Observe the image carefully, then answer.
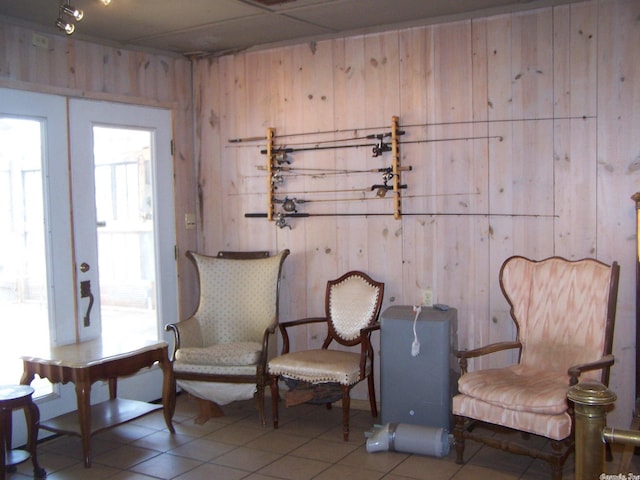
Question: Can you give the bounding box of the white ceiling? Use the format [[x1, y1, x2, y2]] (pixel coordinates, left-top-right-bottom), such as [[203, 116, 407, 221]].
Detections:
[[0, 0, 578, 57]]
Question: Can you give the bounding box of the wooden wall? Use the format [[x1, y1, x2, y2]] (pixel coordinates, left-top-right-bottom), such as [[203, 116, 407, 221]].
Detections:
[[0, 21, 197, 318], [194, 0, 640, 428]]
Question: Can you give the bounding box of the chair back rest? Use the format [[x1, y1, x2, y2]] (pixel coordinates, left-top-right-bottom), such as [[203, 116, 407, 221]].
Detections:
[[500, 256, 619, 381], [190, 249, 289, 345], [325, 271, 384, 346]]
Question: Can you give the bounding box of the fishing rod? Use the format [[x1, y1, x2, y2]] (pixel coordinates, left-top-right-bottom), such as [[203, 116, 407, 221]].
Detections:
[[245, 211, 559, 229], [260, 137, 394, 157], [228, 115, 595, 143], [259, 134, 502, 157], [268, 170, 406, 197], [257, 165, 413, 175], [273, 189, 480, 212], [231, 131, 402, 148]]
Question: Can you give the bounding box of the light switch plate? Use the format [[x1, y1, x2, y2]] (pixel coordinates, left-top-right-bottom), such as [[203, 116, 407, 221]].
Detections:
[[185, 213, 196, 230]]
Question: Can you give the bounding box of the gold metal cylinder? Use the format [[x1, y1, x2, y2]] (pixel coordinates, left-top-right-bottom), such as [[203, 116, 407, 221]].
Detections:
[[567, 382, 617, 480], [602, 426, 640, 447]]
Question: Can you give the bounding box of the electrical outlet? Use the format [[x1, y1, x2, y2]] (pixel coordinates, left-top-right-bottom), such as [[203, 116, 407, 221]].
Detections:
[[32, 33, 49, 49], [421, 288, 433, 307]]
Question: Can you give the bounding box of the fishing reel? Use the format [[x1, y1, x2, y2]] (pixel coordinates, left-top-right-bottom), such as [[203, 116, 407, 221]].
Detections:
[[368, 130, 404, 157], [271, 171, 284, 186], [274, 197, 305, 213], [371, 139, 391, 157], [274, 150, 290, 165], [274, 213, 292, 229]]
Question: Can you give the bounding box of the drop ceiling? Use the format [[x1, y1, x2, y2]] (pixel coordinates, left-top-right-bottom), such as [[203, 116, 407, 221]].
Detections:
[[0, 0, 578, 57]]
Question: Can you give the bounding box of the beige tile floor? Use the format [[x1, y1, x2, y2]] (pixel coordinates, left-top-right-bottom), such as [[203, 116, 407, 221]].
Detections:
[[7, 394, 640, 479]]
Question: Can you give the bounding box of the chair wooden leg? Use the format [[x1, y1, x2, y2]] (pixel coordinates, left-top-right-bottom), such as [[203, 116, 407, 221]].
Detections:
[[255, 383, 266, 427], [194, 397, 224, 425], [454, 416, 466, 464], [549, 440, 564, 480], [367, 374, 377, 417], [341, 385, 350, 441], [270, 375, 280, 430]]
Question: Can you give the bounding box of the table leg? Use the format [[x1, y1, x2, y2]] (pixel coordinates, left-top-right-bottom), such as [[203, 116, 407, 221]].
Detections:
[[0, 408, 7, 480], [24, 399, 46, 478], [108, 378, 118, 400], [19, 366, 34, 386], [159, 355, 176, 434], [75, 381, 92, 468]]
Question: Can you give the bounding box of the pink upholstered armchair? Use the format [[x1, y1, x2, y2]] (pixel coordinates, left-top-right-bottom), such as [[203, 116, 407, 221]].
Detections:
[[453, 256, 619, 480]]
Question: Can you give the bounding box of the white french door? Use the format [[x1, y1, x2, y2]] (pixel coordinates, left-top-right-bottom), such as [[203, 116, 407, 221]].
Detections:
[[69, 99, 178, 345], [0, 89, 178, 444]]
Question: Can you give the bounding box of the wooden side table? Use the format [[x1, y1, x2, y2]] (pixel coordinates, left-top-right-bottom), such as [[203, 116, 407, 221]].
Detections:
[[0, 385, 45, 480], [20, 338, 176, 468]]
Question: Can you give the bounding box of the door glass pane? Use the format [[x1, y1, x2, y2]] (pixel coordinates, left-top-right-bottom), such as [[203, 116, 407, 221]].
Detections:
[[0, 118, 52, 395], [93, 126, 158, 340]]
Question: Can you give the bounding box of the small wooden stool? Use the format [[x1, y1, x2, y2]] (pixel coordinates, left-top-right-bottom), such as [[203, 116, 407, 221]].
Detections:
[[0, 385, 45, 479]]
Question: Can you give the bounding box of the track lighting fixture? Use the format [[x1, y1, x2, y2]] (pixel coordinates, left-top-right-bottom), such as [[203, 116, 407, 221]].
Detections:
[[53, 0, 112, 36], [55, 1, 82, 34], [61, 2, 84, 21], [55, 17, 75, 34]]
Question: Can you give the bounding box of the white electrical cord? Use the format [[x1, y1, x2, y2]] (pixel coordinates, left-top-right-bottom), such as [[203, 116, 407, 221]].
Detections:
[[411, 305, 421, 356]]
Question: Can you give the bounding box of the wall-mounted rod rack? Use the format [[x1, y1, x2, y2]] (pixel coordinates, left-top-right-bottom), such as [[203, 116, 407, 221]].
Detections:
[[246, 116, 407, 228]]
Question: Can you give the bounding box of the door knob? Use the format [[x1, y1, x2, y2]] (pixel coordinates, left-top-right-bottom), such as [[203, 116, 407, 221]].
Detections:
[[80, 262, 90, 273]]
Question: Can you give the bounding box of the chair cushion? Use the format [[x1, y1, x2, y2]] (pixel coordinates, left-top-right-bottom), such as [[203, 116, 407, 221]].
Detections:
[[191, 251, 285, 345], [457, 365, 570, 415], [268, 349, 369, 385], [501, 256, 612, 378], [175, 341, 262, 366], [329, 275, 382, 341], [452, 393, 572, 440]]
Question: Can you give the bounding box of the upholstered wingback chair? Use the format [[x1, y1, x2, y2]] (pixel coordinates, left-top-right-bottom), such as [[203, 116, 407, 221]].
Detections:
[[452, 256, 619, 480], [166, 249, 289, 425], [268, 271, 384, 441]]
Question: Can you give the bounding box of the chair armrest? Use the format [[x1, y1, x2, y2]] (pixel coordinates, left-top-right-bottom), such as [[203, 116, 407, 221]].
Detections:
[[457, 341, 522, 374], [164, 316, 203, 360], [567, 354, 615, 386], [278, 317, 327, 354], [258, 318, 279, 367], [359, 323, 380, 378], [361, 323, 381, 336]]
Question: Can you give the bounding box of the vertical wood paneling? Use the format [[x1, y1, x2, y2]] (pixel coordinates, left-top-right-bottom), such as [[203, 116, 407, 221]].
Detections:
[[553, 118, 598, 258], [399, 27, 431, 307], [363, 31, 402, 309], [511, 9, 554, 119], [595, 0, 640, 428], [271, 47, 305, 340]]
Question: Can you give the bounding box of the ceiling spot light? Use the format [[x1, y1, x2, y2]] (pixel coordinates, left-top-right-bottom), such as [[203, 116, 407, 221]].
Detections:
[[61, 2, 84, 21], [55, 17, 75, 34], [100, 0, 112, 5]]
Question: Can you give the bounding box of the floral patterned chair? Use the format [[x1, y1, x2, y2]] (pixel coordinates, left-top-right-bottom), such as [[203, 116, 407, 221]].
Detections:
[[268, 270, 384, 441], [452, 255, 619, 480], [166, 249, 289, 425]]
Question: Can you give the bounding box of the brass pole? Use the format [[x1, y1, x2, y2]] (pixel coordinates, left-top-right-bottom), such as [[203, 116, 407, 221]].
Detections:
[[632, 192, 640, 402], [567, 382, 617, 480]]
